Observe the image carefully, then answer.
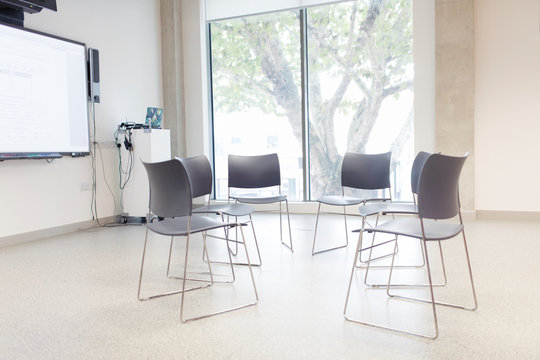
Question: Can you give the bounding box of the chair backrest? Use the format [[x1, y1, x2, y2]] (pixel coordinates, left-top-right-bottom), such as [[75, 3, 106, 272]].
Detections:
[[177, 155, 212, 198], [142, 159, 192, 218], [341, 151, 392, 190], [228, 153, 281, 189], [417, 153, 468, 220], [410, 151, 432, 195]]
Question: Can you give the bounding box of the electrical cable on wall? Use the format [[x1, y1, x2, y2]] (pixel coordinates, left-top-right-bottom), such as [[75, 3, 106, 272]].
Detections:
[[97, 142, 117, 219], [89, 101, 101, 225], [89, 102, 118, 227], [115, 123, 135, 190]]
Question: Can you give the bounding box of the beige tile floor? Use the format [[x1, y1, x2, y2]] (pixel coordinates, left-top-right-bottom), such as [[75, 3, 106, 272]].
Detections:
[[0, 213, 539, 359]]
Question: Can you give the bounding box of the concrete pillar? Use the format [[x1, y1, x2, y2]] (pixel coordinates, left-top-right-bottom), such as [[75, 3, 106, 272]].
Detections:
[[160, 0, 186, 157], [435, 0, 475, 211]]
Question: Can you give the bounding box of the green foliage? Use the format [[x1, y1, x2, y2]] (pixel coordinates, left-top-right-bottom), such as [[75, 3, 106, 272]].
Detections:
[[210, 11, 301, 115], [210, 0, 412, 116]]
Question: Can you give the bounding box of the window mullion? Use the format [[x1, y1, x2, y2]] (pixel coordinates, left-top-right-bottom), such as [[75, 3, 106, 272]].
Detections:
[[300, 9, 310, 201]]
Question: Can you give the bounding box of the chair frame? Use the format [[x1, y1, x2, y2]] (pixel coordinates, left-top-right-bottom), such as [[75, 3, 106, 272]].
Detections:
[[178, 155, 262, 267], [343, 153, 478, 339], [228, 153, 294, 252], [312, 152, 392, 255], [356, 152, 448, 287], [137, 159, 259, 322]]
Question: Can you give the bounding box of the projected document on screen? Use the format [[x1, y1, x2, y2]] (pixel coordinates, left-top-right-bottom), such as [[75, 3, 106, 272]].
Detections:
[[0, 23, 89, 154]]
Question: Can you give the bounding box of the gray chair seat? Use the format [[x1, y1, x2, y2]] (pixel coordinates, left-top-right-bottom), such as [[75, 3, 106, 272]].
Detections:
[[193, 203, 254, 217], [358, 202, 418, 217], [148, 215, 243, 237], [357, 217, 463, 241], [231, 194, 287, 204], [318, 195, 365, 206]]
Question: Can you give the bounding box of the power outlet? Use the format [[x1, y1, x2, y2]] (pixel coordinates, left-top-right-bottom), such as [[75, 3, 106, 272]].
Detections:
[[80, 183, 91, 192]]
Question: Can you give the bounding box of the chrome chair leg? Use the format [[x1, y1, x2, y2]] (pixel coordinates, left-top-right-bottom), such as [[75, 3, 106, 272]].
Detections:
[[138, 228, 210, 301], [355, 214, 396, 267], [203, 218, 262, 267], [281, 199, 294, 252], [462, 229, 478, 310], [353, 217, 400, 269], [356, 213, 404, 268], [224, 215, 262, 266], [386, 236, 475, 309], [226, 214, 239, 256], [344, 233, 438, 339], [312, 202, 348, 255], [384, 237, 439, 339], [343, 204, 349, 246], [343, 230, 364, 315], [355, 213, 434, 283], [170, 234, 234, 283], [245, 214, 262, 265], [180, 225, 259, 322], [363, 235, 447, 288], [311, 202, 322, 255]]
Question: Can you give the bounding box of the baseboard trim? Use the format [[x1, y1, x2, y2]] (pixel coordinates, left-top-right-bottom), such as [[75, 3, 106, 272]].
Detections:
[[0, 216, 117, 248], [7, 209, 522, 249], [476, 210, 540, 221], [461, 210, 476, 221]]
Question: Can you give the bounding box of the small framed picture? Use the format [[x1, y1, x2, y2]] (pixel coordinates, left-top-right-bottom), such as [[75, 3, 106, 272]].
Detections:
[[145, 107, 163, 129]]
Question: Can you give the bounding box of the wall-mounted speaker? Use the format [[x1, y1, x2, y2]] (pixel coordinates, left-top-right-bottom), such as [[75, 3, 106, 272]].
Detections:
[[88, 48, 100, 103]]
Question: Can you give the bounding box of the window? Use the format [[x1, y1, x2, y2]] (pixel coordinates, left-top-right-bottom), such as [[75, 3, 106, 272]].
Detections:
[[210, 11, 303, 200], [210, 0, 413, 201]]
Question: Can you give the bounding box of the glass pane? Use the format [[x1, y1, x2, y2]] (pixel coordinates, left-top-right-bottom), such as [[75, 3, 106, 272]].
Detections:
[[210, 12, 303, 200], [307, 0, 414, 201]]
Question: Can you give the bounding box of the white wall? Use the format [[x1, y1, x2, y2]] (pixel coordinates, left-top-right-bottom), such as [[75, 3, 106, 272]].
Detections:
[[0, 0, 163, 239], [475, 0, 540, 212]]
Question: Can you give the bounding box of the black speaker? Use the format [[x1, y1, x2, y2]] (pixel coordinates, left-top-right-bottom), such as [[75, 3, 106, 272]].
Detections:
[[88, 48, 100, 103]]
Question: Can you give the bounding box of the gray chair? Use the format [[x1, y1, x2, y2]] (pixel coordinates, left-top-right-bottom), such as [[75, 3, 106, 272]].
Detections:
[[344, 153, 477, 339], [228, 153, 293, 252], [137, 159, 258, 322], [355, 151, 433, 273], [178, 155, 261, 266], [312, 151, 392, 255], [357, 152, 450, 288]]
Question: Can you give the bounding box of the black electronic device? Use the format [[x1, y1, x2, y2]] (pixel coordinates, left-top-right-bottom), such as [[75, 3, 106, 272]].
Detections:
[[0, 6, 22, 25], [0, 0, 57, 13], [0, 22, 90, 160], [88, 48, 100, 103], [0, 152, 62, 161], [0, 0, 57, 26]]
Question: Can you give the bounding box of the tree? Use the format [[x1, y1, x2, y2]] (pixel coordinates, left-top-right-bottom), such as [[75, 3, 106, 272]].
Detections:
[[210, 0, 413, 199]]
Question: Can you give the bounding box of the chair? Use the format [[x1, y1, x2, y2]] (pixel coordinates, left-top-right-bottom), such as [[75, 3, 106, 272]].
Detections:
[[178, 155, 261, 266], [312, 151, 392, 255], [137, 159, 258, 322], [228, 153, 293, 252], [356, 151, 452, 288], [344, 153, 477, 339], [355, 151, 433, 274]]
